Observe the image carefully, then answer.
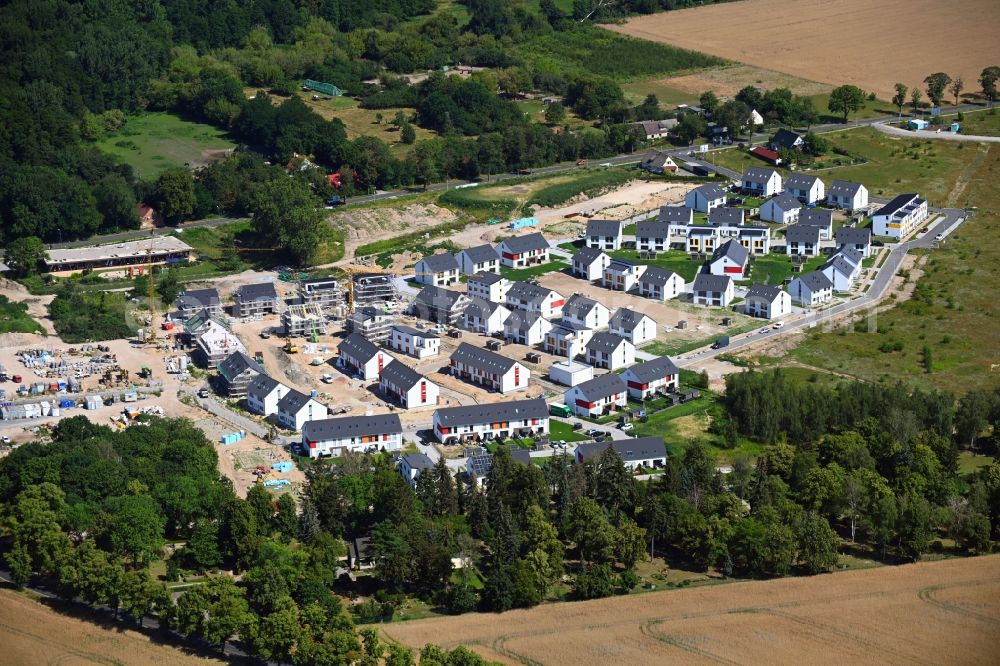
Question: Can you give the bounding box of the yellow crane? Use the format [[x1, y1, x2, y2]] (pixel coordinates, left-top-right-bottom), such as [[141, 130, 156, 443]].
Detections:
[[340, 263, 395, 314], [146, 238, 157, 344]]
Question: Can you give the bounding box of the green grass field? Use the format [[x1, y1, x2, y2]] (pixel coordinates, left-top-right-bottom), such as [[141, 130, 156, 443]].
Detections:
[[0, 295, 44, 334], [807, 93, 897, 124], [746, 254, 826, 286], [608, 249, 702, 281], [954, 108, 1000, 137], [550, 420, 589, 442], [95, 112, 236, 178], [500, 259, 568, 280]]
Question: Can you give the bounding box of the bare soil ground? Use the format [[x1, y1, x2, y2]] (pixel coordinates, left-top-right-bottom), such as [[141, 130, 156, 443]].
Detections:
[[606, 0, 1000, 101], [382, 555, 1000, 665], [333, 203, 463, 262], [0, 587, 225, 666], [0, 278, 56, 336]]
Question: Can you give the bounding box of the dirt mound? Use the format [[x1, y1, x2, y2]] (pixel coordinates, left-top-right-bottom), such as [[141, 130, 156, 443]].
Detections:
[[334, 203, 463, 260]]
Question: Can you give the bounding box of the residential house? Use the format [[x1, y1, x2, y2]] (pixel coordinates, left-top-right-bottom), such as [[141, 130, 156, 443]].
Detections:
[[414, 252, 460, 287], [449, 342, 529, 393], [749, 109, 765, 126], [561, 293, 610, 329], [639, 266, 685, 302], [788, 270, 833, 306], [827, 180, 869, 211], [432, 398, 549, 444], [192, 319, 246, 368], [634, 120, 678, 141], [399, 452, 435, 487], [345, 306, 393, 344], [216, 351, 264, 398], [574, 437, 667, 470], [505, 281, 565, 319], [602, 259, 647, 292], [742, 167, 782, 196], [503, 309, 551, 346], [686, 225, 721, 254], [835, 226, 873, 258], [277, 389, 328, 431], [586, 219, 624, 251], [760, 192, 802, 224], [379, 362, 440, 410], [709, 239, 749, 278], [176, 288, 223, 318], [708, 206, 745, 227], [462, 298, 509, 335], [352, 273, 397, 306], [692, 273, 735, 307], [247, 375, 289, 417], [302, 414, 403, 458], [798, 208, 834, 240], [544, 320, 594, 358], [571, 246, 610, 281], [621, 356, 679, 400], [456, 244, 501, 275], [412, 286, 470, 326], [750, 146, 782, 166], [233, 282, 279, 318], [640, 150, 678, 173], [821, 251, 861, 291], [497, 232, 549, 268], [685, 183, 727, 213], [299, 277, 342, 311], [744, 284, 792, 319], [738, 226, 772, 255], [609, 308, 657, 346], [282, 303, 326, 338], [785, 174, 825, 204], [785, 225, 822, 257], [872, 193, 928, 238], [389, 324, 440, 359], [337, 332, 395, 381], [770, 128, 804, 151], [585, 332, 636, 370], [466, 271, 510, 302], [564, 373, 628, 418]]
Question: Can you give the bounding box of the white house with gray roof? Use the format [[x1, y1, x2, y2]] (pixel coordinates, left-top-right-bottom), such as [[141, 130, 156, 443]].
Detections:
[[414, 252, 459, 287], [635, 220, 671, 253], [399, 452, 435, 487], [639, 266, 685, 302], [176, 288, 223, 318], [302, 413, 402, 458], [658, 205, 695, 231], [784, 174, 825, 204], [873, 193, 927, 238], [564, 373, 628, 417], [498, 232, 549, 268], [692, 273, 734, 307], [505, 281, 565, 319], [785, 225, 822, 257], [585, 332, 635, 370], [760, 192, 802, 224], [709, 239, 749, 278], [217, 351, 265, 398], [798, 209, 834, 240], [338, 332, 395, 380], [609, 308, 657, 346], [247, 374, 290, 417], [744, 284, 791, 319], [835, 226, 873, 258], [389, 324, 440, 359], [821, 251, 861, 291], [412, 286, 470, 326], [574, 437, 667, 470], [561, 293, 610, 329], [622, 356, 679, 400], [467, 271, 510, 302], [571, 246, 610, 281], [742, 167, 782, 196], [788, 271, 833, 306], [826, 180, 868, 211], [544, 320, 594, 358], [449, 342, 529, 393], [277, 389, 328, 431], [503, 309, 551, 346], [586, 219, 624, 251], [456, 244, 501, 275], [738, 225, 772, 255], [233, 282, 279, 317], [687, 225, 721, 254], [603, 259, 646, 292], [462, 299, 509, 335], [709, 206, 745, 227], [685, 183, 727, 213], [379, 361, 439, 410], [432, 398, 549, 444]]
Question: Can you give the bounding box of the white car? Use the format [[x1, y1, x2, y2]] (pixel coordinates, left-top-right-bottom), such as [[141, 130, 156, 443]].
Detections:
[[935, 233, 944, 241], [773, 322, 785, 329], [0, 436, 11, 444]]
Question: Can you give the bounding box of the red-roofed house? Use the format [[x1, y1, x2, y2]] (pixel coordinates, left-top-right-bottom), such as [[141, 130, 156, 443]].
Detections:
[[750, 147, 781, 165], [137, 203, 164, 228]]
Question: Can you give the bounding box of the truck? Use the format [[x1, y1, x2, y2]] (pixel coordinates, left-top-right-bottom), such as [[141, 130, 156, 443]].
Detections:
[[711, 335, 730, 349], [549, 403, 572, 418]]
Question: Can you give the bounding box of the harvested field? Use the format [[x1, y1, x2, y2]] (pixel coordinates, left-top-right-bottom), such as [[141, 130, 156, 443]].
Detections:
[[606, 0, 1000, 101], [641, 64, 833, 101], [0, 587, 224, 666], [382, 555, 1000, 665]]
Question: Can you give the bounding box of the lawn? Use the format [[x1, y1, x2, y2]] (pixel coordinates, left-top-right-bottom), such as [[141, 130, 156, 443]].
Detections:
[[94, 112, 236, 179], [0, 295, 44, 334], [953, 108, 1000, 137], [788, 141, 1000, 393], [500, 259, 568, 280], [746, 254, 826, 286], [608, 249, 702, 281], [806, 93, 897, 124], [622, 77, 700, 107], [550, 420, 589, 442]]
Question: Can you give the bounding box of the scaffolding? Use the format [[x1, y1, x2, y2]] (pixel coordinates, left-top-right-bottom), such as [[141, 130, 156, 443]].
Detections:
[[282, 303, 328, 337]]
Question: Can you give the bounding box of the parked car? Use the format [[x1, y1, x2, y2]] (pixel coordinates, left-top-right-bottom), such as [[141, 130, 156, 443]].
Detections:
[[620, 422, 634, 433], [197, 388, 209, 398], [0, 436, 11, 444], [571, 422, 583, 430], [773, 322, 784, 329], [586, 428, 602, 437]]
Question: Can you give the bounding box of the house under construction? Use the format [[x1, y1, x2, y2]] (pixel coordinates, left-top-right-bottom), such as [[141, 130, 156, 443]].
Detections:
[[299, 277, 342, 311], [353, 274, 397, 306], [282, 303, 328, 338], [345, 306, 393, 344]]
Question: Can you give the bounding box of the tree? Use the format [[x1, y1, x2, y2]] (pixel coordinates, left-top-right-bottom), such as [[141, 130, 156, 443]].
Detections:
[[297, 496, 321, 543], [94, 176, 139, 231], [828, 85, 866, 122], [203, 577, 252, 652], [921, 345, 933, 374], [544, 101, 566, 125], [274, 493, 298, 543], [107, 494, 166, 565], [910, 87, 923, 111], [615, 518, 647, 569], [923, 72, 952, 107], [4, 236, 47, 276], [156, 269, 181, 305], [565, 497, 616, 565], [673, 113, 706, 145], [573, 563, 614, 600], [892, 83, 908, 116], [154, 169, 195, 223], [400, 123, 416, 144], [802, 133, 829, 156], [948, 77, 964, 105], [187, 518, 221, 570], [246, 177, 325, 266], [896, 493, 932, 561], [594, 447, 634, 518], [980, 66, 1000, 104], [699, 90, 720, 117], [795, 513, 838, 574], [247, 595, 301, 662]]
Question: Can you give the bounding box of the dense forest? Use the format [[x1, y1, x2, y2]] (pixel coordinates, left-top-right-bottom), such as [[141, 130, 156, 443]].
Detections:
[[0, 0, 724, 250]]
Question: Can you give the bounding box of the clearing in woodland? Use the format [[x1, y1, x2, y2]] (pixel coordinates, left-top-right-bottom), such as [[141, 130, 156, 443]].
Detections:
[[606, 0, 999, 101], [382, 555, 1000, 665]]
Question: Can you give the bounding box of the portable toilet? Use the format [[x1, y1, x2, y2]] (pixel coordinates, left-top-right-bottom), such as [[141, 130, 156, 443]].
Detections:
[[123, 390, 138, 403], [51, 404, 60, 417], [907, 118, 929, 130], [950, 122, 960, 133], [40, 400, 51, 416], [85, 394, 103, 410]]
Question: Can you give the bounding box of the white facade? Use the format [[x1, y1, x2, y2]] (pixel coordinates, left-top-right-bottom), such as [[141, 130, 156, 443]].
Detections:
[[467, 274, 510, 302], [745, 289, 792, 319], [380, 372, 439, 410], [686, 228, 721, 254], [586, 335, 636, 371], [572, 251, 610, 281], [504, 313, 552, 346], [827, 181, 869, 211], [450, 345, 529, 394], [685, 186, 726, 213], [709, 253, 747, 279], [692, 275, 735, 307], [247, 379, 290, 417], [788, 273, 833, 306], [463, 302, 509, 335], [622, 366, 679, 401], [562, 296, 610, 330], [743, 169, 782, 196], [498, 235, 550, 268], [564, 382, 628, 418], [549, 361, 594, 387], [278, 397, 328, 432], [610, 310, 657, 346], [388, 326, 440, 359], [603, 261, 646, 292], [639, 270, 685, 302], [456, 246, 500, 275], [873, 194, 928, 238], [339, 346, 394, 381], [303, 416, 403, 458], [431, 399, 550, 444], [544, 323, 594, 357], [785, 176, 825, 204], [760, 196, 801, 225], [505, 284, 565, 319], [414, 256, 459, 287]]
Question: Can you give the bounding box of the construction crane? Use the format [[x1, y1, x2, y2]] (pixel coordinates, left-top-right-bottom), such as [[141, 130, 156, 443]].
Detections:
[[341, 263, 396, 314], [145, 238, 157, 344]]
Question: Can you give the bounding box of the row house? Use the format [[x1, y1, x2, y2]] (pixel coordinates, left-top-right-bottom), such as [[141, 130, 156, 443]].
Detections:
[[505, 281, 565, 319], [738, 226, 772, 255], [247, 374, 290, 417], [432, 398, 549, 444], [621, 356, 679, 400], [302, 414, 402, 458], [603, 259, 646, 292], [449, 342, 529, 394], [686, 226, 720, 254], [564, 373, 628, 418], [277, 389, 328, 431], [873, 193, 928, 238], [379, 361, 440, 409], [337, 332, 394, 381], [575, 438, 667, 470], [498, 232, 549, 268]]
